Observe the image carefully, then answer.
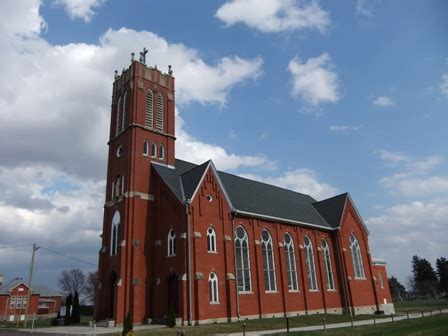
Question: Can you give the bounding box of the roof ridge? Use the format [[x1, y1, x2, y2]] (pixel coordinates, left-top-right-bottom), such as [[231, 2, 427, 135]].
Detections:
[[313, 192, 348, 204]]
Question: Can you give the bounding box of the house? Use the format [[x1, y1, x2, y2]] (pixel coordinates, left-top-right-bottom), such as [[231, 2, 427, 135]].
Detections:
[[95, 57, 394, 326], [0, 277, 62, 322]]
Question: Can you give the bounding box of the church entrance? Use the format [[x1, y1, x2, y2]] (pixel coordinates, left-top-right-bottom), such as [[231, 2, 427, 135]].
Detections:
[[167, 273, 179, 314], [108, 271, 117, 319]]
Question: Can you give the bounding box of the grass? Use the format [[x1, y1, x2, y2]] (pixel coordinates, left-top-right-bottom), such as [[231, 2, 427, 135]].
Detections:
[[275, 313, 448, 336], [394, 298, 448, 314], [1, 315, 91, 329]]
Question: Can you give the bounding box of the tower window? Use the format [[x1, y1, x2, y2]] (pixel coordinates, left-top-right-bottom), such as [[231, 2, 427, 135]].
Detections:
[[151, 142, 157, 158], [235, 226, 251, 292], [304, 235, 318, 291], [116, 145, 122, 157], [146, 90, 153, 128], [284, 233, 298, 291], [122, 91, 128, 131], [121, 175, 125, 195], [207, 227, 217, 253], [156, 93, 163, 131], [116, 96, 122, 135], [261, 229, 276, 292], [167, 228, 176, 256], [159, 144, 165, 159], [321, 239, 335, 290], [143, 140, 149, 156], [111, 210, 120, 256], [209, 272, 219, 303]]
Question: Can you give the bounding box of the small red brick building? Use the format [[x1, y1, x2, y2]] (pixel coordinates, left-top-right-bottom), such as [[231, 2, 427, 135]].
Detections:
[[0, 278, 62, 322], [95, 58, 394, 326]]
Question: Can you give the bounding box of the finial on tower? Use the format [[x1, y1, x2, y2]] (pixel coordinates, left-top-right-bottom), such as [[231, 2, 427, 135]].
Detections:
[[131, 53, 135, 62], [168, 65, 173, 76], [114, 70, 119, 80], [139, 47, 148, 65]]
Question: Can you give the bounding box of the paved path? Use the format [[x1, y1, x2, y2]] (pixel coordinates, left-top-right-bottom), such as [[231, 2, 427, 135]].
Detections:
[[227, 309, 448, 335]]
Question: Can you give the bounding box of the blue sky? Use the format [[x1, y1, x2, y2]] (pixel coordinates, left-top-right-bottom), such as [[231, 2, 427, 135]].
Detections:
[[0, 0, 447, 292]]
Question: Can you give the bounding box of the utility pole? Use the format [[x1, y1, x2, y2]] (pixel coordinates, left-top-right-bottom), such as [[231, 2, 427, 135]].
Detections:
[[24, 244, 39, 327]]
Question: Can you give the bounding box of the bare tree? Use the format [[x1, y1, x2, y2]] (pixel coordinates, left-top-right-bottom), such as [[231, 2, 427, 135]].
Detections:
[[58, 269, 86, 296], [83, 271, 98, 305]]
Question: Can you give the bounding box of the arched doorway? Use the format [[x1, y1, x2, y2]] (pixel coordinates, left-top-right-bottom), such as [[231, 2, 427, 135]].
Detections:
[[167, 273, 179, 314], [108, 271, 117, 319]]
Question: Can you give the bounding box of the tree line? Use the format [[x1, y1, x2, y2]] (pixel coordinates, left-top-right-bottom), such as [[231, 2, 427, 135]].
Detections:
[[388, 255, 448, 300]]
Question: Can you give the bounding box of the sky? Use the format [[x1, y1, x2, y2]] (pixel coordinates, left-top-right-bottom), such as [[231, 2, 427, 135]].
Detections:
[[0, 0, 447, 292]]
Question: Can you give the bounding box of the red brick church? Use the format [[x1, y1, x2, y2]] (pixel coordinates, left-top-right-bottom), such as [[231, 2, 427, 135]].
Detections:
[[95, 56, 394, 326]]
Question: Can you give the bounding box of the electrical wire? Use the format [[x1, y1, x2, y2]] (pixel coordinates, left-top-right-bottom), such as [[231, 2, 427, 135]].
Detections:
[[39, 245, 98, 267]]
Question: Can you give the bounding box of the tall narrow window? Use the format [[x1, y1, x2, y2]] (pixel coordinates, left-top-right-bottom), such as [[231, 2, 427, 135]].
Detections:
[[122, 91, 128, 131], [10, 296, 16, 309], [321, 239, 335, 290], [284, 233, 298, 291], [16, 297, 23, 309], [159, 144, 165, 160], [209, 272, 219, 303], [235, 226, 251, 292], [377, 272, 384, 288], [110, 210, 120, 256], [151, 143, 157, 158], [145, 90, 153, 128], [168, 228, 176, 256], [207, 227, 217, 252], [156, 93, 163, 131], [143, 140, 149, 156], [22, 297, 27, 308], [111, 180, 115, 199], [349, 234, 365, 278], [116, 96, 122, 135], [304, 236, 318, 290], [121, 175, 125, 195], [261, 229, 276, 291]]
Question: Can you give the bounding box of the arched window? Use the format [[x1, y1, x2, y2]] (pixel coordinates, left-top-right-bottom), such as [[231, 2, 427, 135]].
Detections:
[[116, 96, 122, 135], [145, 90, 153, 128], [261, 229, 276, 291], [167, 228, 176, 256], [151, 142, 157, 158], [143, 140, 149, 156], [321, 239, 335, 290], [209, 272, 219, 303], [159, 144, 165, 160], [284, 233, 298, 291], [349, 234, 365, 278], [122, 91, 128, 131], [156, 93, 163, 131], [304, 236, 318, 290], [377, 272, 384, 288], [111, 211, 120, 256], [207, 227, 217, 252], [235, 226, 251, 292]]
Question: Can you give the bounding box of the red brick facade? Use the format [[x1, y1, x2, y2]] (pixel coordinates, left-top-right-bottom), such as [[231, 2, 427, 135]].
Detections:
[[95, 60, 394, 326]]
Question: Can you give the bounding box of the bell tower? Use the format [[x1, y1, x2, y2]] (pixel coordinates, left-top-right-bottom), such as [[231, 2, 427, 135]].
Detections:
[[96, 52, 176, 325]]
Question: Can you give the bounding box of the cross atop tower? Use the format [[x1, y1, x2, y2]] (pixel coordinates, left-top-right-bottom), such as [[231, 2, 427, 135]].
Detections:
[[139, 47, 148, 65]]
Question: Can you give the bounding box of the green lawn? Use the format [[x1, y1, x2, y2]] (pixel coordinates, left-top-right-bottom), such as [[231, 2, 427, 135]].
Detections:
[[1, 315, 91, 329], [275, 313, 448, 336], [394, 298, 448, 314]]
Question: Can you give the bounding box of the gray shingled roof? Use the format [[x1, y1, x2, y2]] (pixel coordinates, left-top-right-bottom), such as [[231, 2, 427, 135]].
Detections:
[[153, 159, 336, 229], [312, 193, 348, 228], [0, 278, 26, 294], [33, 285, 62, 297]]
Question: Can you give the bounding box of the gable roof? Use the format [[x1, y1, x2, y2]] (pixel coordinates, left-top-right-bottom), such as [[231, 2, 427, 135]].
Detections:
[[0, 278, 27, 294], [153, 159, 335, 230], [312, 193, 348, 228]]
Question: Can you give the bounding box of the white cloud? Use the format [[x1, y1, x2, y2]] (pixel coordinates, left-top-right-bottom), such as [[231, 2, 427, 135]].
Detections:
[[53, 0, 105, 22], [0, 0, 46, 37], [215, 0, 329, 33], [367, 200, 448, 283], [329, 125, 362, 132], [440, 72, 448, 97], [372, 95, 395, 107], [356, 0, 379, 16], [288, 53, 340, 108], [240, 169, 338, 201], [378, 149, 409, 164]]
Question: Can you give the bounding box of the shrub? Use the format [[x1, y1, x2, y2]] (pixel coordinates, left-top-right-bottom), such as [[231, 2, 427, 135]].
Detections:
[[166, 304, 176, 328], [122, 312, 133, 336]]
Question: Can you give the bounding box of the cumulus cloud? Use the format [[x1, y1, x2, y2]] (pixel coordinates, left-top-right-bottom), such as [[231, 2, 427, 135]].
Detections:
[[440, 72, 448, 97], [367, 200, 448, 283], [356, 0, 380, 17], [53, 0, 106, 22], [240, 169, 338, 201], [372, 95, 395, 107], [215, 0, 329, 33], [288, 53, 340, 108], [328, 125, 362, 132]]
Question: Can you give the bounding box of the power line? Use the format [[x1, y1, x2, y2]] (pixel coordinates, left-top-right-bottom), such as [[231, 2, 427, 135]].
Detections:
[[39, 245, 98, 267], [0, 244, 33, 250]]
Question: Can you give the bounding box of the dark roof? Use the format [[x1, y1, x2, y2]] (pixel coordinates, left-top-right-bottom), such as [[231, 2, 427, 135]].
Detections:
[[312, 193, 348, 228], [153, 159, 335, 229], [33, 285, 62, 297], [0, 278, 26, 294]]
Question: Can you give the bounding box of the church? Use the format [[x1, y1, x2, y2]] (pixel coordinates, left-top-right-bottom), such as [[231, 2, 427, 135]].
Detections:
[[95, 55, 394, 326]]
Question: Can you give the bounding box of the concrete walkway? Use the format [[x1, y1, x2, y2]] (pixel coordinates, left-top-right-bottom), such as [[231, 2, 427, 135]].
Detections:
[[227, 309, 448, 335], [12, 323, 164, 335]]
